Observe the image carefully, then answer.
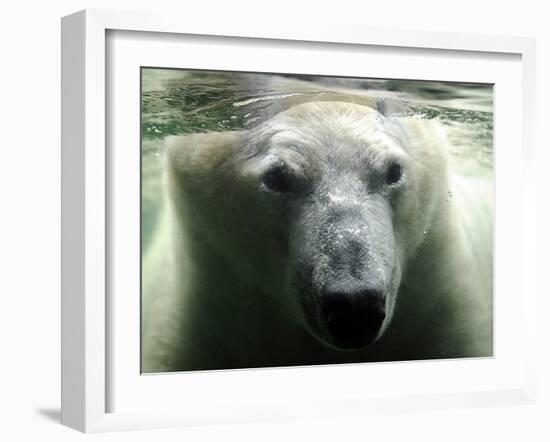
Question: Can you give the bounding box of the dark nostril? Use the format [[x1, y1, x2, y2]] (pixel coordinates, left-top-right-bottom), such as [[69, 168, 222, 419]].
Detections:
[[321, 285, 386, 348]]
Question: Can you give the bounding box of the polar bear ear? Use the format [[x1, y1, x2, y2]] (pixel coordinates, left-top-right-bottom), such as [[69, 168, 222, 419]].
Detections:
[[163, 131, 245, 180]]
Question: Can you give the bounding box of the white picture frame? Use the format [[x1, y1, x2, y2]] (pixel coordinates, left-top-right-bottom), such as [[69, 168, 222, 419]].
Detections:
[[61, 9, 537, 433]]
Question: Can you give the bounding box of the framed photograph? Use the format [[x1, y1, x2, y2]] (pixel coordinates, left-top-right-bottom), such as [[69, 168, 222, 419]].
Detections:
[[61, 9, 537, 433]]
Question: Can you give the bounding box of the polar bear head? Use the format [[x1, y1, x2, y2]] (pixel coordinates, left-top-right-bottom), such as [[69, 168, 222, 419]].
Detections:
[[165, 101, 448, 351]]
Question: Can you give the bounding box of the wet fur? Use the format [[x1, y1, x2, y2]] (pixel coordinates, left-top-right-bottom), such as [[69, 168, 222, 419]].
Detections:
[[142, 102, 493, 372]]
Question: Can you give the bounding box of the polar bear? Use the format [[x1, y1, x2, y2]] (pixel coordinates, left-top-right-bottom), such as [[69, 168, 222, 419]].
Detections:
[[141, 100, 493, 373]]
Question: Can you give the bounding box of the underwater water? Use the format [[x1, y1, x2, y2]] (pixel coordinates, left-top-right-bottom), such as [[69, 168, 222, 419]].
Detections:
[[141, 69, 493, 251]]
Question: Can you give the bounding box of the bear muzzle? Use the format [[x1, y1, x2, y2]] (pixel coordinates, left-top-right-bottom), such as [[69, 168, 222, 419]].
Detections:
[[320, 282, 386, 349]]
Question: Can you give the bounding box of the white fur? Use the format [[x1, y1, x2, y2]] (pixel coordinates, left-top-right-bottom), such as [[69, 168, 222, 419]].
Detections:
[[142, 102, 493, 372]]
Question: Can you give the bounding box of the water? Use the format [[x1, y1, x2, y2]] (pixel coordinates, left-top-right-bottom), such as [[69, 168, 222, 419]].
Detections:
[[141, 68, 493, 250]]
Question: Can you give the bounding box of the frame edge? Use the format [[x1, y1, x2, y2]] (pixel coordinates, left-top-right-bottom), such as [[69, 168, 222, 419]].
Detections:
[[61, 10, 87, 432], [61, 9, 109, 433]]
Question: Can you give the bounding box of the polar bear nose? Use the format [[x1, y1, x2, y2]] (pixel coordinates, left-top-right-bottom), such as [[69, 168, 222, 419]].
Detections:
[[320, 284, 386, 349]]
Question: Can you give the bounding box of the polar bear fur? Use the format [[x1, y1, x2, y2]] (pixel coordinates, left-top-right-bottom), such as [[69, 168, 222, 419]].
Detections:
[[141, 101, 493, 373]]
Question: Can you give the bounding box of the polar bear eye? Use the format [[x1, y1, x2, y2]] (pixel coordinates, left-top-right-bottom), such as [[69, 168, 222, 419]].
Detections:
[[386, 163, 403, 186], [262, 164, 292, 193]]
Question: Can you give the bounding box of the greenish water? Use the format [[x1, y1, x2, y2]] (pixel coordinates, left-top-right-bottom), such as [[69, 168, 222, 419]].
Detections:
[[141, 69, 493, 250]]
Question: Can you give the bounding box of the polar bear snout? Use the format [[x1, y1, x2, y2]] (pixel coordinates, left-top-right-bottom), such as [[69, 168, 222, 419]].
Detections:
[[292, 188, 399, 350], [320, 283, 386, 349]]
